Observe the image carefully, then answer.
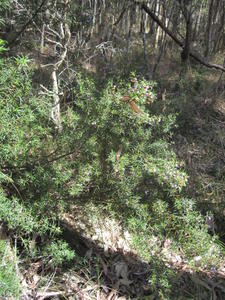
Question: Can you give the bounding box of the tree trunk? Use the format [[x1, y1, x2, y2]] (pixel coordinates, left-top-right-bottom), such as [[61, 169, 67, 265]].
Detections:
[[154, 0, 161, 49], [152, 3, 174, 78], [91, 0, 97, 36], [205, 0, 214, 60], [126, 6, 135, 53], [179, 0, 193, 69], [181, 15, 192, 66], [193, 1, 203, 42], [141, 10, 147, 60], [51, 69, 62, 133], [213, 1, 225, 53]]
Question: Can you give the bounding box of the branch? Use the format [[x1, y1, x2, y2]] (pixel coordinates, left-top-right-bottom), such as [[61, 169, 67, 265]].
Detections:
[[136, 1, 183, 46], [134, 1, 225, 72], [51, 69, 62, 132], [1, 147, 82, 171], [38, 291, 64, 300], [110, 2, 133, 40], [113, 3, 130, 27], [8, 0, 48, 46]]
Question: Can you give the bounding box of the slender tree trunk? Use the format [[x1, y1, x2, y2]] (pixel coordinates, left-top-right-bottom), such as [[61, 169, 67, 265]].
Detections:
[[179, 1, 193, 70], [40, 24, 45, 54], [181, 15, 192, 68], [149, 0, 157, 35], [91, 0, 97, 36], [152, 3, 174, 78], [170, 6, 179, 50], [126, 6, 135, 53], [213, 1, 225, 53], [141, 11, 147, 60], [125, 9, 130, 51], [51, 68, 62, 132], [155, 0, 161, 49], [205, 0, 214, 60], [193, 2, 203, 42]]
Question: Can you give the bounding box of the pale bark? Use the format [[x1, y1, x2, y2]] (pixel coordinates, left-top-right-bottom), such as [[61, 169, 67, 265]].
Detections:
[[91, 0, 97, 36], [213, 1, 225, 53], [126, 9, 131, 52], [40, 24, 46, 54], [154, 0, 161, 49], [141, 11, 147, 60], [51, 69, 62, 132], [193, 2, 203, 42], [152, 3, 173, 78], [205, 0, 214, 60], [40, 1, 71, 132]]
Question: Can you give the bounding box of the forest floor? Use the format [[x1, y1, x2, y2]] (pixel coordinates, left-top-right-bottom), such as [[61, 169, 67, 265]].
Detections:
[[20, 204, 225, 299]]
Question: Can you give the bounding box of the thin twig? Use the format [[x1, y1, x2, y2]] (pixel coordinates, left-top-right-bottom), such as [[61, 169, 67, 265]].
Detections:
[[39, 269, 56, 299]]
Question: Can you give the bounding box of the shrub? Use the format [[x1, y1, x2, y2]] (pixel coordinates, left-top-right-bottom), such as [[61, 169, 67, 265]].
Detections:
[[0, 52, 222, 298], [70, 74, 222, 262], [69, 73, 223, 297], [0, 55, 75, 265], [0, 240, 21, 299]]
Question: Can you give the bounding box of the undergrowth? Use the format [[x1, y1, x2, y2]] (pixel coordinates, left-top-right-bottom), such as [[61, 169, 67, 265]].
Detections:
[[0, 240, 21, 298], [0, 46, 224, 298]]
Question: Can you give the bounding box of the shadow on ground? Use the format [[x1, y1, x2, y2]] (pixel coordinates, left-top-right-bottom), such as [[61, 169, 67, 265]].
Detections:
[[53, 220, 225, 300]]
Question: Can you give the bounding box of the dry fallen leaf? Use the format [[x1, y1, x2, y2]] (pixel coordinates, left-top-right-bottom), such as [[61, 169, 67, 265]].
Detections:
[[107, 290, 116, 300]]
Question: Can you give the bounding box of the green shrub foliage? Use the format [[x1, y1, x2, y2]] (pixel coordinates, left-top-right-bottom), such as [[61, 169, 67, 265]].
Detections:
[[69, 74, 221, 266], [0, 55, 75, 265], [0, 53, 222, 298], [0, 240, 21, 298]]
